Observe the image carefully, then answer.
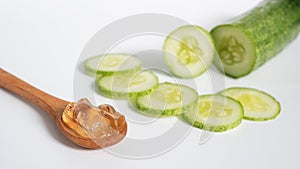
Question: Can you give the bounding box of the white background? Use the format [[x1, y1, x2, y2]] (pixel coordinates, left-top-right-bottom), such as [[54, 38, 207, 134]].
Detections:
[[1, 0, 300, 168]]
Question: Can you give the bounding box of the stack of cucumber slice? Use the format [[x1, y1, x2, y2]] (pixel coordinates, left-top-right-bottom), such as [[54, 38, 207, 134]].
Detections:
[[85, 53, 159, 99], [84, 53, 281, 132], [84, 53, 199, 117]]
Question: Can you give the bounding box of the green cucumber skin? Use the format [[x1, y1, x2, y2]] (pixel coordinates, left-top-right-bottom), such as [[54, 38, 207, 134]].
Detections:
[[243, 115, 279, 122], [181, 113, 242, 132], [212, 0, 300, 78], [97, 85, 155, 100], [137, 99, 198, 117]]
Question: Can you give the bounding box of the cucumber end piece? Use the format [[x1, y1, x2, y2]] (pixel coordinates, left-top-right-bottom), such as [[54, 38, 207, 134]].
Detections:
[[211, 25, 256, 78]]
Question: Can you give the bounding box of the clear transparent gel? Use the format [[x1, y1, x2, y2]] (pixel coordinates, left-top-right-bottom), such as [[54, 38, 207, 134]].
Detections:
[[62, 98, 125, 140]]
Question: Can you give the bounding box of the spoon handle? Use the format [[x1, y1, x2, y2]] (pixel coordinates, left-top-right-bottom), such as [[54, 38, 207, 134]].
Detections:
[[0, 68, 69, 121]]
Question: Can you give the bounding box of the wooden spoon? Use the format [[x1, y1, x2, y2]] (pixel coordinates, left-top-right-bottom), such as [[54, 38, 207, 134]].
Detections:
[[0, 68, 127, 149]]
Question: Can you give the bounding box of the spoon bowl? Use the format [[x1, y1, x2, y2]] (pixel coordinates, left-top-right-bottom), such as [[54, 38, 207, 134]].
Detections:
[[57, 115, 127, 149]]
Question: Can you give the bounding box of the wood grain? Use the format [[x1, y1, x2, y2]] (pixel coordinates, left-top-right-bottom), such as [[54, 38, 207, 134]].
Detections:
[[0, 68, 68, 120]]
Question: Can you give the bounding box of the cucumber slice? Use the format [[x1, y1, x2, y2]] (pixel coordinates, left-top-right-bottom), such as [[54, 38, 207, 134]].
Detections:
[[136, 82, 198, 117], [211, 0, 300, 78], [97, 70, 158, 99], [220, 87, 281, 121], [163, 25, 215, 78], [84, 53, 142, 76], [182, 95, 243, 132]]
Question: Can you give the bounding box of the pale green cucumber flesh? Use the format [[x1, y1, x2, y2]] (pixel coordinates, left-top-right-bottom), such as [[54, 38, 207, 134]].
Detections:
[[182, 95, 244, 132], [220, 87, 281, 121], [211, 0, 300, 78], [97, 71, 158, 99], [84, 53, 142, 76], [163, 25, 215, 78], [136, 82, 198, 117], [211, 25, 255, 78]]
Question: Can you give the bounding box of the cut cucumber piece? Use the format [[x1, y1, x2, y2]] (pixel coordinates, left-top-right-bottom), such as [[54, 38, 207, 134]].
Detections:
[[84, 53, 142, 76], [163, 25, 215, 78], [97, 70, 158, 99], [220, 87, 281, 121], [136, 82, 198, 117], [182, 95, 243, 132], [211, 0, 300, 78], [211, 26, 255, 77]]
